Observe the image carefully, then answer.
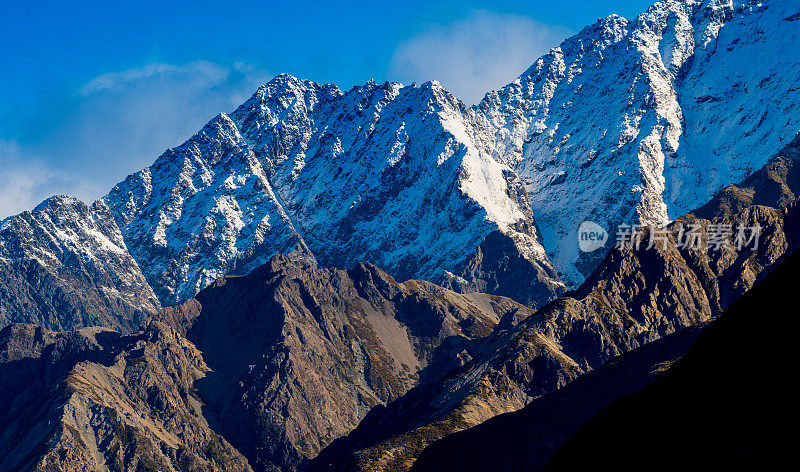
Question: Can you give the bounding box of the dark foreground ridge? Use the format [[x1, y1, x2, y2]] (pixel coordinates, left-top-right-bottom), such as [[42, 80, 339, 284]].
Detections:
[[544, 248, 800, 471], [411, 250, 800, 471]]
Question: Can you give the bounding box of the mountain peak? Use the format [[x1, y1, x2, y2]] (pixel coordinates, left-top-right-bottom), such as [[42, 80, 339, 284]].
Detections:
[[266, 71, 303, 86], [1, 193, 160, 333], [260, 72, 341, 96], [32, 194, 86, 214], [575, 12, 630, 47], [476, 0, 800, 285]]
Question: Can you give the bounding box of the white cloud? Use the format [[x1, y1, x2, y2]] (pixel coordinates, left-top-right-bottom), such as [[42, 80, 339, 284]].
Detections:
[[79, 62, 227, 95], [0, 61, 271, 219], [0, 139, 101, 219], [389, 11, 572, 105]]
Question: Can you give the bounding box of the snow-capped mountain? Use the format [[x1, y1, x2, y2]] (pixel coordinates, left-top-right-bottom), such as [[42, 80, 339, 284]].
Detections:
[[103, 74, 565, 307], [1, 1, 799, 470], [3, 0, 797, 322], [229, 75, 563, 301], [104, 113, 313, 304], [0, 196, 159, 332], [476, 0, 800, 284]]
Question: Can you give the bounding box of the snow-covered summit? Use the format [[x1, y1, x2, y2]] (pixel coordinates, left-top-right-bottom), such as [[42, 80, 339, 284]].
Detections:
[[475, 0, 800, 284], [100, 74, 564, 306], [98, 0, 800, 303]]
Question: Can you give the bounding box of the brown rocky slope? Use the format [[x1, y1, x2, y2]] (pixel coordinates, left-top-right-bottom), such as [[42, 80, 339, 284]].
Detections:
[[542, 248, 800, 471], [0, 321, 251, 472], [156, 257, 541, 471]]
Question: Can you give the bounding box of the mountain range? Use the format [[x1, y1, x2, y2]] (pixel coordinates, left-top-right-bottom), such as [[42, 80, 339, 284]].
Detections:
[[0, 0, 798, 471]]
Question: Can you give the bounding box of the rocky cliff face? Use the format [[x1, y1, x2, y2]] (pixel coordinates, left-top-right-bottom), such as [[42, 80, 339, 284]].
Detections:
[[476, 0, 800, 284], [0, 196, 160, 333], [157, 255, 537, 471], [0, 321, 251, 472], [309, 133, 800, 472]]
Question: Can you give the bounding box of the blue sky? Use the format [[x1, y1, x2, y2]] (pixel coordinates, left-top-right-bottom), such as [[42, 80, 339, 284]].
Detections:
[[0, 0, 655, 218]]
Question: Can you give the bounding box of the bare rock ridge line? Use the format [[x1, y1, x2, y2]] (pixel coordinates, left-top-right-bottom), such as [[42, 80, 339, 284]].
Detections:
[[306, 131, 800, 471], [0, 254, 538, 472]]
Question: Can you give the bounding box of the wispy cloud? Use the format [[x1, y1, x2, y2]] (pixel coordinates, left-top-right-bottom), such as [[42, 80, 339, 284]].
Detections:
[[0, 139, 101, 218], [79, 62, 227, 95], [389, 11, 572, 105], [0, 61, 271, 219]]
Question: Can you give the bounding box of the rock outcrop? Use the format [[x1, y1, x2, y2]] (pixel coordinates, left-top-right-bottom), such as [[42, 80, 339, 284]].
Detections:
[[158, 255, 537, 471]]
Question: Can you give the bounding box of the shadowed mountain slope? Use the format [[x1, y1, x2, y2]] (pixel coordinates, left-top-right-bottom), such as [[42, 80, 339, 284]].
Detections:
[[410, 321, 707, 471], [411, 241, 800, 472], [542, 248, 800, 471]]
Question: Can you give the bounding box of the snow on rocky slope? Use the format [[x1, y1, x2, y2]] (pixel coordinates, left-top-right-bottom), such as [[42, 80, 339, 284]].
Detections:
[[103, 75, 564, 307], [103, 113, 313, 304], [107, 0, 798, 303], [4, 0, 796, 319], [229, 75, 562, 303], [0, 196, 159, 332], [475, 0, 800, 285]]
